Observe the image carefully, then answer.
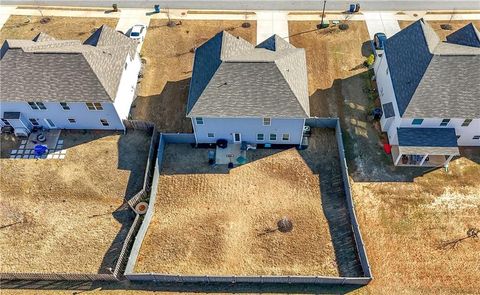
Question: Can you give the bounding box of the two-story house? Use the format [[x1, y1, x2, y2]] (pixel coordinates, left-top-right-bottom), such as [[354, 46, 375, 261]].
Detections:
[[0, 25, 140, 135], [373, 19, 480, 167], [187, 31, 309, 146]]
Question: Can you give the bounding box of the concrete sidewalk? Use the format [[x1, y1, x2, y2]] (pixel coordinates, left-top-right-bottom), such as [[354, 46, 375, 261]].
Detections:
[[363, 12, 401, 39], [256, 11, 289, 44]]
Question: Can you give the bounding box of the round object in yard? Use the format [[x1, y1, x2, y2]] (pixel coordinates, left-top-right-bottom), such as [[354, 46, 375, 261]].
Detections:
[[339, 23, 349, 31], [277, 217, 293, 233], [135, 202, 149, 214], [242, 22, 251, 28], [440, 24, 453, 30], [37, 133, 46, 142], [216, 139, 228, 149]]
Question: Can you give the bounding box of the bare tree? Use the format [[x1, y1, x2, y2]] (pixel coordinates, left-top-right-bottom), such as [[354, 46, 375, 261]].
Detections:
[[439, 228, 479, 250]]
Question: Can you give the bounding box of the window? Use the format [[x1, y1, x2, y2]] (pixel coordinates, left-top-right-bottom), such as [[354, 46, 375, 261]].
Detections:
[[440, 119, 450, 126], [195, 117, 204, 125], [28, 102, 46, 110], [257, 133, 264, 141], [386, 67, 389, 76], [29, 118, 39, 126], [1, 119, 11, 126], [60, 102, 70, 110], [263, 118, 271, 126], [462, 119, 472, 127], [473, 135, 480, 140], [100, 119, 109, 126], [207, 133, 214, 138], [45, 119, 56, 128], [412, 119, 423, 125], [456, 135, 461, 140], [282, 133, 290, 141], [124, 63, 128, 70], [68, 118, 76, 123], [86, 102, 103, 110], [270, 133, 277, 141]]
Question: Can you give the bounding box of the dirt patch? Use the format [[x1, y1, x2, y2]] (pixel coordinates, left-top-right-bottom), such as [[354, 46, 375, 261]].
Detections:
[[0, 15, 118, 44], [399, 20, 480, 40], [0, 130, 150, 273], [130, 19, 256, 133], [135, 129, 362, 276], [352, 156, 480, 294], [288, 21, 371, 118]]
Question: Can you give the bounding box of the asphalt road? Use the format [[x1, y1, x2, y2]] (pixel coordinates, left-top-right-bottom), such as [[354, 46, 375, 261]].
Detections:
[[2, 0, 480, 11]]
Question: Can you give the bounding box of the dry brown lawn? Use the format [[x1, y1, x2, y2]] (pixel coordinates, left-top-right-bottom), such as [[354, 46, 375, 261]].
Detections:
[[288, 21, 371, 118], [351, 156, 480, 294], [0, 130, 150, 273], [399, 20, 480, 40], [135, 140, 341, 276], [130, 19, 256, 133], [0, 15, 118, 44]]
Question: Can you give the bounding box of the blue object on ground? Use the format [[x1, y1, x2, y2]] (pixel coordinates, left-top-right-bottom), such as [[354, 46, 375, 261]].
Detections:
[[374, 33, 387, 50], [154, 4, 160, 13], [34, 145, 48, 158], [236, 156, 246, 164]]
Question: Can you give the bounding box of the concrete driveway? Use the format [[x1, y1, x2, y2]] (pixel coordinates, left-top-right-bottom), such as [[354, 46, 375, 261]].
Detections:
[[363, 12, 401, 39], [115, 9, 152, 52], [256, 11, 289, 44]]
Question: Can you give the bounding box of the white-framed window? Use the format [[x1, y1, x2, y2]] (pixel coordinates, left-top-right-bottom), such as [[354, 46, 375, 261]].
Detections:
[[207, 133, 214, 138], [195, 117, 204, 125], [60, 102, 70, 110], [386, 67, 389, 76], [440, 119, 450, 126], [28, 102, 46, 110], [412, 118, 423, 125], [45, 119, 56, 128], [473, 135, 480, 140], [462, 119, 472, 127], [86, 102, 103, 110], [270, 133, 277, 141], [263, 118, 271, 126], [257, 133, 264, 141], [124, 63, 128, 70], [100, 119, 109, 126], [282, 133, 290, 141], [29, 118, 39, 126], [68, 118, 76, 123]]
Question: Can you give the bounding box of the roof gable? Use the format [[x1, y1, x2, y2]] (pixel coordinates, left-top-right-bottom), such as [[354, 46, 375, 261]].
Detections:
[[446, 23, 480, 48]]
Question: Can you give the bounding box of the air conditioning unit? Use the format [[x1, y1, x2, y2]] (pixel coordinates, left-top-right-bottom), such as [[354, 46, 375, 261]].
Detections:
[[14, 127, 29, 138]]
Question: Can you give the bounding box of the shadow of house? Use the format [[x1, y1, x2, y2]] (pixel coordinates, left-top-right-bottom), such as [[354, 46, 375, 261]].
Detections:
[[309, 73, 438, 183], [131, 78, 193, 134], [298, 128, 363, 278]]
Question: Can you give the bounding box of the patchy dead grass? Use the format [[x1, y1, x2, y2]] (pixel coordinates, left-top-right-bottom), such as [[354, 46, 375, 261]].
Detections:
[[130, 19, 256, 133], [0, 130, 150, 273], [135, 133, 345, 276], [399, 20, 480, 40], [288, 21, 371, 118], [0, 15, 118, 44], [351, 157, 480, 294]]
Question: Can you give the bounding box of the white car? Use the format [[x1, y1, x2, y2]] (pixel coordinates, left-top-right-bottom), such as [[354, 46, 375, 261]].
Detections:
[[129, 24, 147, 41]]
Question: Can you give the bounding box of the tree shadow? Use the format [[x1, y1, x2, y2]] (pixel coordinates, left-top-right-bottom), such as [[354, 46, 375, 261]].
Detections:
[[131, 78, 193, 134]]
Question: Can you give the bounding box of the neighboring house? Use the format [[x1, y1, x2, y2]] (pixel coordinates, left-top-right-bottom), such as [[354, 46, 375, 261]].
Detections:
[[373, 19, 480, 167], [187, 31, 310, 145], [0, 25, 140, 134]]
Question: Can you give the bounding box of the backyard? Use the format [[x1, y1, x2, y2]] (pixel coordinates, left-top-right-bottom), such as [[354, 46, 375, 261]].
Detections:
[[134, 129, 363, 277], [0, 15, 118, 44], [0, 130, 150, 273], [130, 19, 257, 133]]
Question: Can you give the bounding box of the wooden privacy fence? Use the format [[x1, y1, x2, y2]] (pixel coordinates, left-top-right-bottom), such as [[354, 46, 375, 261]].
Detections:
[[125, 128, 373, 285], [123, 120, 155, 131]]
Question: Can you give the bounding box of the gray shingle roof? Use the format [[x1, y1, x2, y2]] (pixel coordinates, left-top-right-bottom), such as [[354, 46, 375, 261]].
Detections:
[[397, 127, 458, 147], [385, 19, 480, 119], [0, 25, 138, 103], [446, 23, 480, 48], [187, 31, 309, 118], [382, 102, 395, 118]]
